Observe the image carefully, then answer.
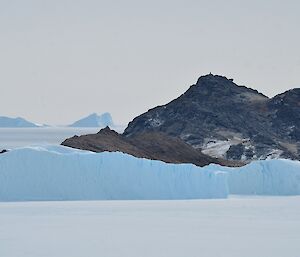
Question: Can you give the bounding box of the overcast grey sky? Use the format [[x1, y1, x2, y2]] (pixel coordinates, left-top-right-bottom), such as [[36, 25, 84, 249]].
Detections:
[[0, 0, 299, 125]]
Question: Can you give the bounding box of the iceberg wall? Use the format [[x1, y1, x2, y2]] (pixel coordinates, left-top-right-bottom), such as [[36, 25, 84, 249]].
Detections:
[[1, 146, 300, 201], [205, 159, 300, 195], [0, 146, 228, 201], [227, 160, 300, 195]]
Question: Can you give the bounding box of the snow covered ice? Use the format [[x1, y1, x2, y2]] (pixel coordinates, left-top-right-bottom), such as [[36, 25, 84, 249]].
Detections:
[[1, 197, 300, 257], [0, 145, 300, 201]]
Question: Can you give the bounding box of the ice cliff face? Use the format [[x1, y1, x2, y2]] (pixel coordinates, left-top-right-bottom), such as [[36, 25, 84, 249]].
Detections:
[[0, 146, 299, 201], [207, 160, 300, 195], [0, 146, 227, 201]]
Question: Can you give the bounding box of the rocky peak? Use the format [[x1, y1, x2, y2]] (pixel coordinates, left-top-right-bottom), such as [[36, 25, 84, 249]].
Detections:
[[184, 74, 267, 103], [124, 74, 300, 161], [196, 73, 232, 85], [268, 88, 300, 140], [97, 126, 118, 136], [187, 74, 234, 96], [270, 88, 300, 106]]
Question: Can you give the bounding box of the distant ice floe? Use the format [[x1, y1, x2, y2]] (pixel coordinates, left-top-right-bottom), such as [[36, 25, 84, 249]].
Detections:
[[0, 145, 299, 201]]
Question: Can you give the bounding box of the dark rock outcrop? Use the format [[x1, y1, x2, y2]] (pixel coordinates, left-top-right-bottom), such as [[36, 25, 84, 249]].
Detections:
[[124, 74, 300, 161], [62, 126, 242, 167]]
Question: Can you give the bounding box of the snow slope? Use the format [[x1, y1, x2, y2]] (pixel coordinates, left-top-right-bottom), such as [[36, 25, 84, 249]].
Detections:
[[0, 146, 227, 201]]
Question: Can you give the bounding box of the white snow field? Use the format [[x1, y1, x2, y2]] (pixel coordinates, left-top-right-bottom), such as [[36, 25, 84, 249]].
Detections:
[[0, 146, 228, 201], [0, 197, 300, 257]]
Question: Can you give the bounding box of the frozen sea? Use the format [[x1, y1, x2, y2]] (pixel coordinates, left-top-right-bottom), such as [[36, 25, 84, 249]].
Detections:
[[0, 127, 100, 149], [0, 196, 299, 257]]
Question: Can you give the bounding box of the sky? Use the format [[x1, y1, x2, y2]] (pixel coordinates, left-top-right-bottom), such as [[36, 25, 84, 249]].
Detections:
[[0, 0, 299, 126]]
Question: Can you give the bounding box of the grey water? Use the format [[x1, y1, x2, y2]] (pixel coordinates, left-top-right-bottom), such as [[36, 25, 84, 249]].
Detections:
[[0, 128, 100, 150]]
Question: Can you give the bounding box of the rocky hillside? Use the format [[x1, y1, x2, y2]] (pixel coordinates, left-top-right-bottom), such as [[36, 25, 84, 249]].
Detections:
[[124, 74, 300, 161], [62, 127, 241, 167]]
